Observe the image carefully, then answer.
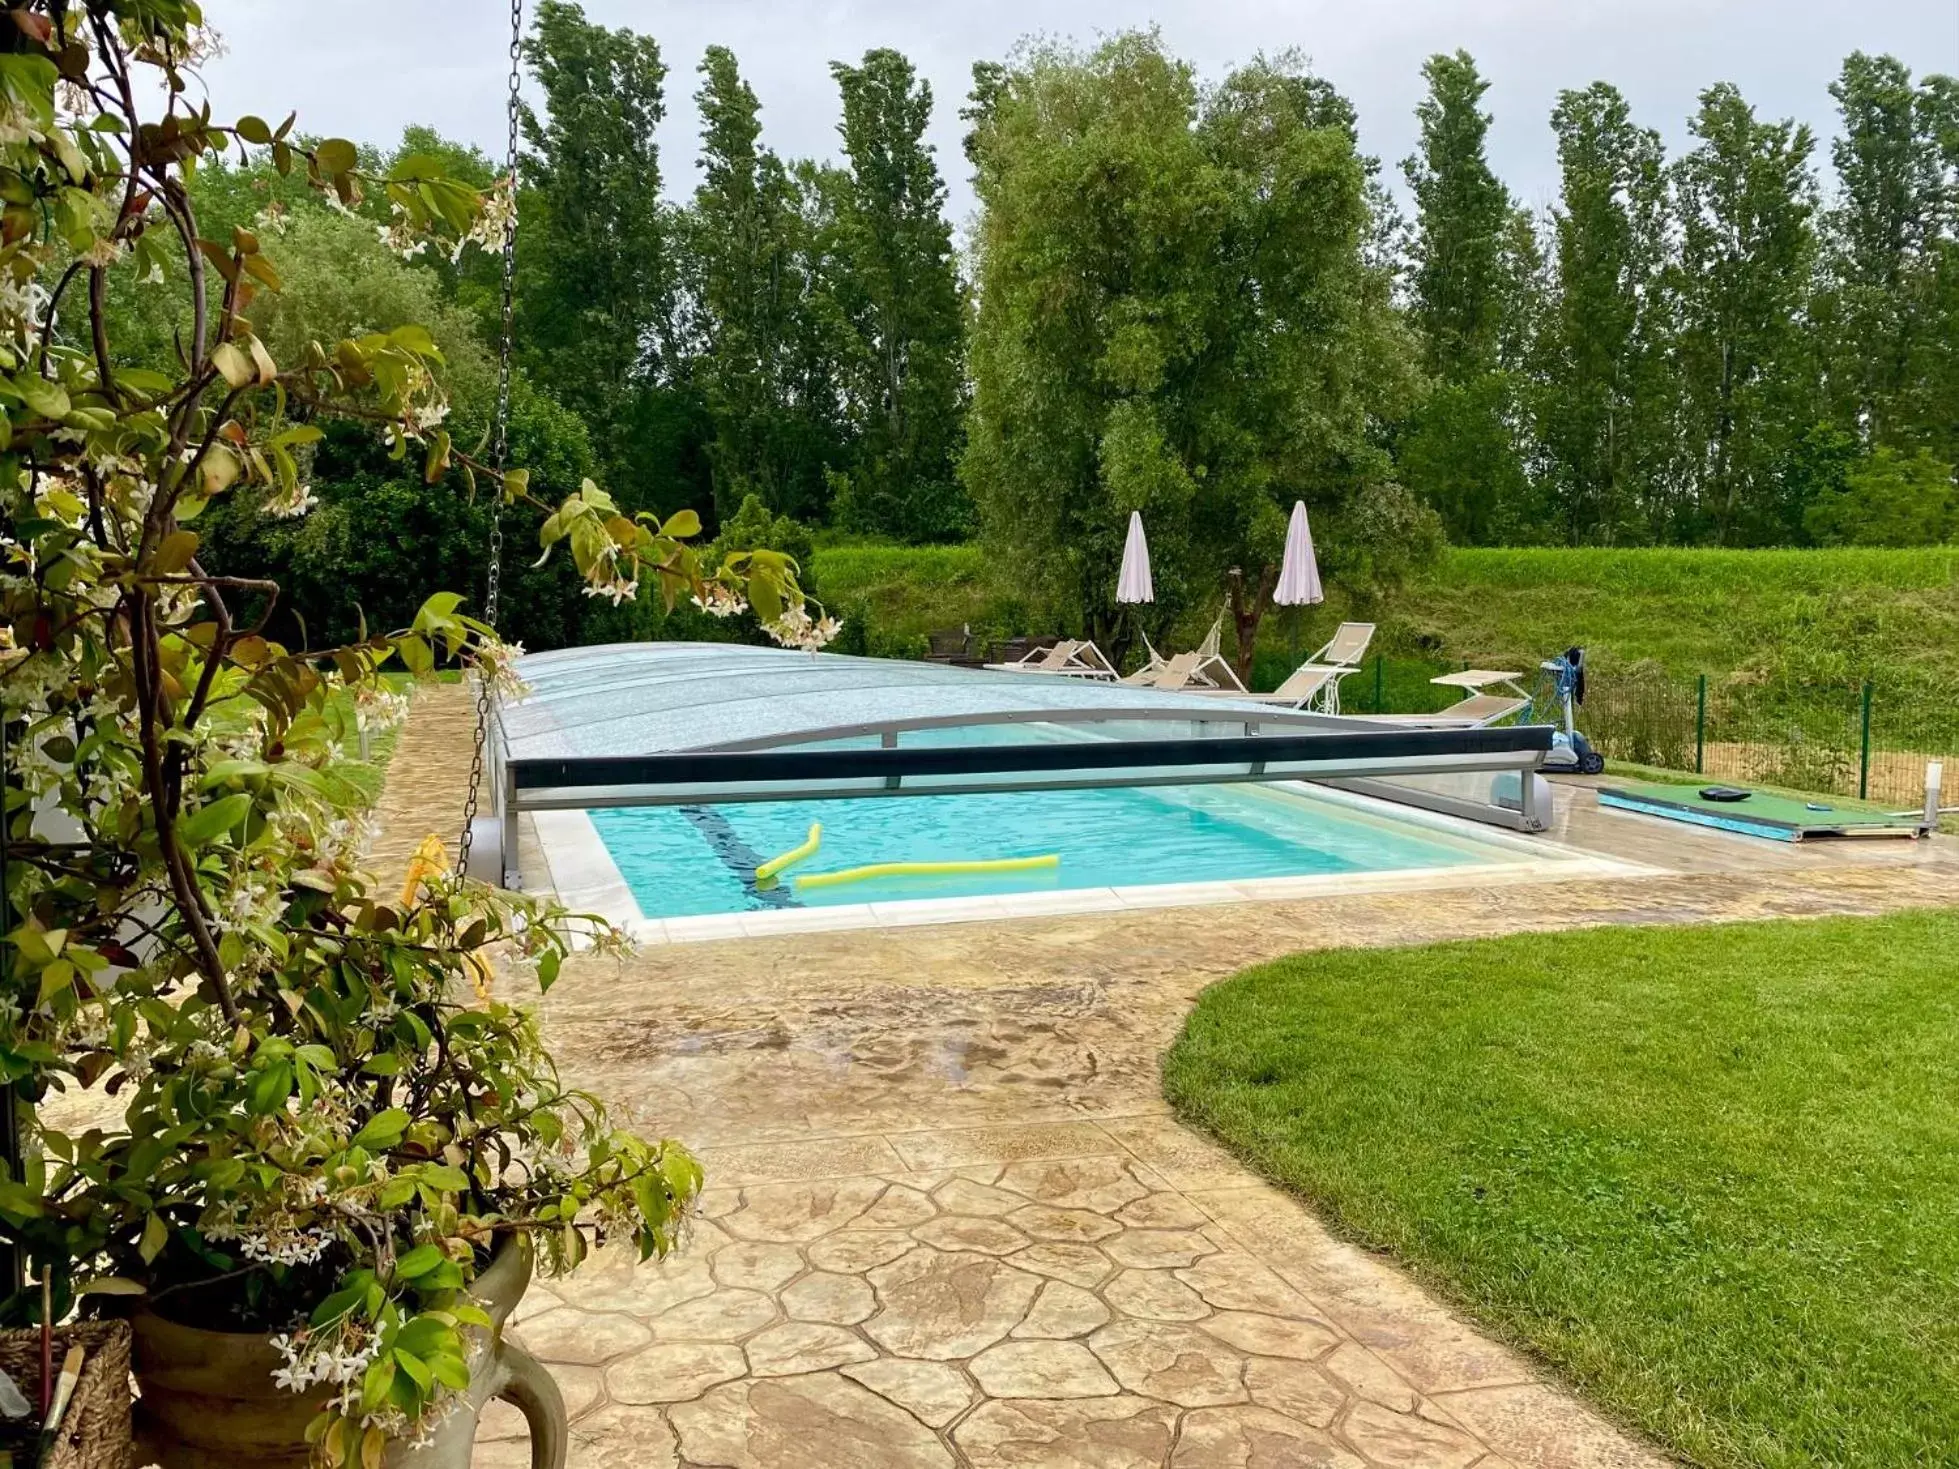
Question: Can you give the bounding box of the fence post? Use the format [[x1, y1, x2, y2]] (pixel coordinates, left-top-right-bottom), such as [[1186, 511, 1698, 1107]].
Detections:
[[1695, 674, 1707, 775], [1859, 681, 1873, 801], [1373, 655, 1384, 714]]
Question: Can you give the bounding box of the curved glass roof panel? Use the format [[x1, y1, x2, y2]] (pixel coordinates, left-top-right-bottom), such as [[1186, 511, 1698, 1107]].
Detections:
[[496, 641, 1341, 761]]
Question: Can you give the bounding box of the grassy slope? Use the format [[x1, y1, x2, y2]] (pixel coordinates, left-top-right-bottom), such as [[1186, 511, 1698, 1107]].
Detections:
[[812, 543, 1959, 682], [815, 544, 1022, 658], [1400, 547, 1959, 679], [1164, 913, 1959, 1469]]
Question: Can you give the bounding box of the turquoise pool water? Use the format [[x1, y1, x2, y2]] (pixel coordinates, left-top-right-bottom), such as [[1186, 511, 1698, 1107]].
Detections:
[[588, 782, 1507, 919]]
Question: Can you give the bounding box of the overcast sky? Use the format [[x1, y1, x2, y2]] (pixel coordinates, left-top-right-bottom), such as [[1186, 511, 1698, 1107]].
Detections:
[[203, 1, 1958, 231]]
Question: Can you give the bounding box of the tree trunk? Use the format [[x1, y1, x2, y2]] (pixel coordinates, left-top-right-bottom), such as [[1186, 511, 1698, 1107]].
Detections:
[[1226, 565, 1278, 688]]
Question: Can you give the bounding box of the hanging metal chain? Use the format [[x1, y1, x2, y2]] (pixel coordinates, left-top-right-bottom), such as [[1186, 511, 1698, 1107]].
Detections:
[[457, 0, 524, 878]]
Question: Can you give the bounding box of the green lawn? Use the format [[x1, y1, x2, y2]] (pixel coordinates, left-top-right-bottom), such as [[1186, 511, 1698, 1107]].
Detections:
[[1164, 913, 1959, 1469]]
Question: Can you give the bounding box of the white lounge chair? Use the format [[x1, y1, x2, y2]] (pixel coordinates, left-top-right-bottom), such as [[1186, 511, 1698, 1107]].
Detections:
[[1371, 670, 1531, 728], [1313, 621, 1375, 667], [1205, 621, 1375, 713], [1193, 661, 1348, 711], [1123, 619, 1246, 692], [984, 639, 1119, 680], [1122, 650, 1209, 690]]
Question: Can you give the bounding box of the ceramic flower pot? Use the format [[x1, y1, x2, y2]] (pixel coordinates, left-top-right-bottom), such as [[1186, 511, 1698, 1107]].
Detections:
[[131, 1235, 565, 1469]]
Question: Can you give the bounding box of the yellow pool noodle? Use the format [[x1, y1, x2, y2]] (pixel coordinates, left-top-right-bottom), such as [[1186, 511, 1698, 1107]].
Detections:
[[755, 822, 823, 885], [793, 853, 1059, 892]]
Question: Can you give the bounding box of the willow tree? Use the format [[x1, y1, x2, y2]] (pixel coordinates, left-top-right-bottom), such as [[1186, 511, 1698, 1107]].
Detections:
[[962, 35, 1416, 667]]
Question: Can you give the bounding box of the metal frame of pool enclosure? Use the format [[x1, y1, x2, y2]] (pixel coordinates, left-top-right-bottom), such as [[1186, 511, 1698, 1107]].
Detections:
[[472, 643, 1557, 889]]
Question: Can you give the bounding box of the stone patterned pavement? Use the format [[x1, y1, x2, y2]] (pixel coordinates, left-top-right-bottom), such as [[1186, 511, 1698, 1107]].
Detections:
[[341, 680, 1959, 1469]]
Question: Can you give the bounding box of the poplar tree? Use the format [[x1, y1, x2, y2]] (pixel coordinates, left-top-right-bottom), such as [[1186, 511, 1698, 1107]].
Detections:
[[516, 1, 671, 486], [688, 46, 847, 521], [1399, 51, 1530, 542], [1672, 84, 1818, 543], [1538, 83, 1672, 543]]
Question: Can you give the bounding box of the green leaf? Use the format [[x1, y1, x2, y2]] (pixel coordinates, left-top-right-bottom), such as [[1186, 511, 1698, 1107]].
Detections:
[[247, 1060, 292, 1115], [360, 1354, 396, 1415], [211, 342, 254, 390], [393, 1348, 432, 1391], [177, 792, 252, 848], [310, 1282, 367, 1329], [427, 1353, 470, 1391], [396, 634, 434, 677], [394, 1244, 444, 1280], [352, 1108, 411, 1150], [316, 138, 359, 176], [660, 509, 701, 539], [77, 1277, 146, 1297], [138, 1212, 168, 1264], [236, 115, 273, 145], [13, 374, 68, 420], [154, 529, 199, 575]]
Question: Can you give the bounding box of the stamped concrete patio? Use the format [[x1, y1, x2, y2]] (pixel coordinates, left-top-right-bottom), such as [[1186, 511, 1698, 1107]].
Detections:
[[373, 688, 1959, 1469]]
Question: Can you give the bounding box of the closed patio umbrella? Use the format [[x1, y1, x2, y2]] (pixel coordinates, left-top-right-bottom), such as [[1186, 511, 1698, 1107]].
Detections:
[[1274, 500, 1323, 608], [1116, 511, 1154, 604]]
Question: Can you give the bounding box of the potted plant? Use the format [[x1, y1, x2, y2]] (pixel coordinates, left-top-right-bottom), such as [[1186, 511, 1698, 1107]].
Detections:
[[0, 4, 828, 1464]]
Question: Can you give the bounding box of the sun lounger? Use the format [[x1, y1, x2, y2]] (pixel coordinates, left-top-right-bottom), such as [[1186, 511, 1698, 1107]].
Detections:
[[1193, 661, 1349, 711], [1373, 692, 1532, 728], [1199, 622, 1372, 711], [984, 639, 1119, 680], [1122, 650, 1206, 690], [1369, 670, 1531, 728], [1311, 622, 1375, 670], [1123, 619, 1246, 692]]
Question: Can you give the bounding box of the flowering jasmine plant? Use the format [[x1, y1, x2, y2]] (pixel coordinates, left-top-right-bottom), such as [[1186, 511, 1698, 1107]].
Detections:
[[0, 4, 824, 1464]]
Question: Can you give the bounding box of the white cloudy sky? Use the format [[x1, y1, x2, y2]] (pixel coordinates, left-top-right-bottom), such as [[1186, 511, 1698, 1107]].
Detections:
[[204, 1, 1957, 230]]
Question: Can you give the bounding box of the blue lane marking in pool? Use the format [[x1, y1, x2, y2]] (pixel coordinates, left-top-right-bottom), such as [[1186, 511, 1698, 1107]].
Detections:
[[590, 781, 1504, 921], [678, 805, 799, 907]]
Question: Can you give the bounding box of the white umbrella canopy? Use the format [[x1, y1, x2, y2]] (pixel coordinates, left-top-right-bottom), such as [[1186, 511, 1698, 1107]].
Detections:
[[1273, 500, 1324, 607], [1116, 511, 1154, 604]]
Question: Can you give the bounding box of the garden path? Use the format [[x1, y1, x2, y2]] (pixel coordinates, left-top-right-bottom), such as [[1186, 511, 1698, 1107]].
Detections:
[[362, 686, 1959, 1469]]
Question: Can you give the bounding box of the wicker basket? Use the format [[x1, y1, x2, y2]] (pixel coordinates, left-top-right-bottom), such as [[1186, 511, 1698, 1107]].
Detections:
[[0, 1321, 133, 1469]]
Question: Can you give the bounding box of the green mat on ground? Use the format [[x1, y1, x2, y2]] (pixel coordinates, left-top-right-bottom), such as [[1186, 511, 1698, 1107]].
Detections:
[[1597, 781, 1929, 841]]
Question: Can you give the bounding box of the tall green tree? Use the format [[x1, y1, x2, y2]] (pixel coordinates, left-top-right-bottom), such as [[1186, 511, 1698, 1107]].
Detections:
[[1404, 51, 1510, 379], [1537, 83, 1675, 543], [687, 45, 849, 522], [1817, 53, 1928, 444], [827, 49, 969, 542], [963, 36, 1417, 666], [1815, 55, 1959, 468], [1672, 84, 1818, 544], [516, 1, 678, 495], [1398, 51, 1530, 543]]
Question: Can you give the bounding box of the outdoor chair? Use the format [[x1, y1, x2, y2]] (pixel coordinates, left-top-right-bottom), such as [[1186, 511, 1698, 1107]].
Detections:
[[1194, 661, 1347, 711], [1371, 671, 1532, 728], [1126, 618, 1246, 692], [1203, 621, 1374, 713], [985, 638, 1119, 680], [1373, 692, 1530, 728], [1311, 621, 1376, 670], [1122, 650, 1204, 690], [926, 625, 979, 666]]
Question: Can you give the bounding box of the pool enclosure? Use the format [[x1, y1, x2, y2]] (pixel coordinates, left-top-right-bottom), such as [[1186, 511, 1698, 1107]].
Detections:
[[474, 642, 1555, 888]]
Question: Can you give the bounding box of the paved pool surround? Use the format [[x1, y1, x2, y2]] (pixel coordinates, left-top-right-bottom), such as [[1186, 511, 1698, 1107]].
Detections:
[[359, 684, 1959, 1469]]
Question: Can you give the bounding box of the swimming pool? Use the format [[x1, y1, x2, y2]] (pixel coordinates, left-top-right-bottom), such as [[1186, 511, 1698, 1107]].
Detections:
[[587, 780, 1514, 919]]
